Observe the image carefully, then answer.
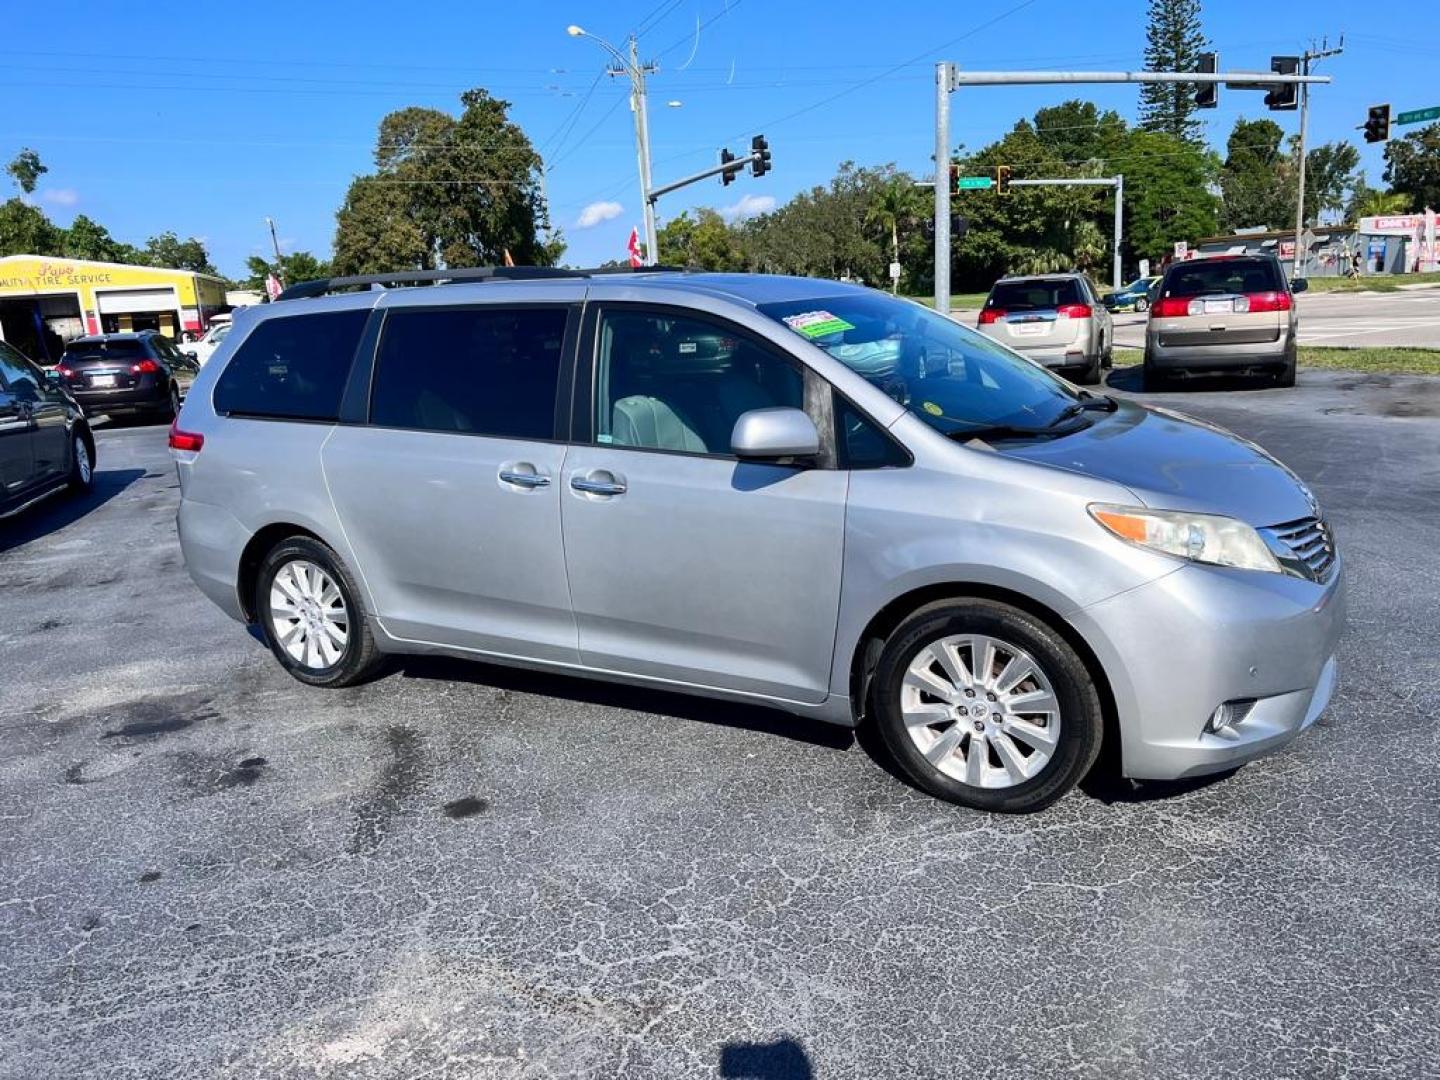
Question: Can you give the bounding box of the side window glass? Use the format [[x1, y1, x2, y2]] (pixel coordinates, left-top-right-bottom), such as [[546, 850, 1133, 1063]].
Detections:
[[595, 310, 803, 455], [0, 346, 39, 399], [836, 395, 908, 469], [214, 309, 368, 421], [370, 306, 567, 439]]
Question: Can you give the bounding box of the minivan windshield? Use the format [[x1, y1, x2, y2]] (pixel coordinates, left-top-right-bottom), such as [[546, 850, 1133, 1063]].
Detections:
[[759, 292, 1083, 437]]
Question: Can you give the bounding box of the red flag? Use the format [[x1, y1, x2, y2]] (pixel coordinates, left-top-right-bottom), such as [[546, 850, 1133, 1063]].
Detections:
[[502, 248, 515, 267], [627, 226, 642, 268], [264, 273, 282, 301]]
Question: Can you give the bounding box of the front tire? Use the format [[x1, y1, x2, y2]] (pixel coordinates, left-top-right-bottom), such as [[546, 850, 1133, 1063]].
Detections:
[[255, 536, 382, 688], [871, 599, 1104, 813]]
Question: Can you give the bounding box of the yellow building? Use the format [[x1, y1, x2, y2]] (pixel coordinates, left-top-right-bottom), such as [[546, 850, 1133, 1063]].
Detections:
[[0, 254, 228, 364]]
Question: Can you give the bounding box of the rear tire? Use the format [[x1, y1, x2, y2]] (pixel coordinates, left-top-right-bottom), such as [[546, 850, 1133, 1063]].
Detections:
[[164, 384, 180, 421], [1134, 297, 1148, 313], [67, 430, 94, 493], [1078, 355, 1103, 385], [870, 599, 1104, 813], [1273, 346, 1297, 388], [255, 536, 383, 688], [1142, 352, 1173, 391]]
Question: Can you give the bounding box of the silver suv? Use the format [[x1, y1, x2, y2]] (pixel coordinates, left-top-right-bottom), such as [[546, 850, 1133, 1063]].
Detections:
[[977, 273, 1113, 385], [173, 268, 1343, 812]]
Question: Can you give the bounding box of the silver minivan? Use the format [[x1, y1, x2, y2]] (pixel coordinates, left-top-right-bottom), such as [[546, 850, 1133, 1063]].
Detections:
[[173, 268, 1343, 812]]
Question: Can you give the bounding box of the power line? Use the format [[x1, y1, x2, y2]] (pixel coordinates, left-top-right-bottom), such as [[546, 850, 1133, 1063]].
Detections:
[[654, 0, 747, 60]]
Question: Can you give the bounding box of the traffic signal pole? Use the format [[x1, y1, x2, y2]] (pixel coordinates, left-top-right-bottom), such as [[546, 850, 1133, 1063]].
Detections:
[[931, 65, 1332, 313]]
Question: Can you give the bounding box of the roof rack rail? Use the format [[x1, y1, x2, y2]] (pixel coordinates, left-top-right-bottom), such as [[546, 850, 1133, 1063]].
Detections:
[[274, 264, 689, 302]]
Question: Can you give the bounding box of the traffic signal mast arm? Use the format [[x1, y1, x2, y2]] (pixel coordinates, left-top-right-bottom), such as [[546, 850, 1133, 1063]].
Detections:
[[647, 136, 770, 202]]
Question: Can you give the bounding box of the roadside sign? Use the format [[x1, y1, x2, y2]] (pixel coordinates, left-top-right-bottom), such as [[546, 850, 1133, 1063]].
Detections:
[[1173, 240, 1189, 260], [1396, 106, 1440, 126], [889, 261, 902, 281], [956, 176, 993, 190]]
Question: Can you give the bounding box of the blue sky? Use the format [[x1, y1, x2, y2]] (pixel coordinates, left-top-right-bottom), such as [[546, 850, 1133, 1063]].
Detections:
[[4, 0, 1432, 276]]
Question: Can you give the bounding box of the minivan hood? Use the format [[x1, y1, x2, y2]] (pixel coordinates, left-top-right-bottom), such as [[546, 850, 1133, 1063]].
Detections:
[[1001, 400, 1315, 526]]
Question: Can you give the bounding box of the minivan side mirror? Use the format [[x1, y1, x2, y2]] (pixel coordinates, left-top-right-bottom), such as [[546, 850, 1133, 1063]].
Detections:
[[731, 407, 820, 460], [1291, 278, 1308, 293]]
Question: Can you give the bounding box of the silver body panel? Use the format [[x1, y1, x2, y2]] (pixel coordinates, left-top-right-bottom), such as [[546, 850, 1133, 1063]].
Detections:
[[175, 273, 1343, 780]]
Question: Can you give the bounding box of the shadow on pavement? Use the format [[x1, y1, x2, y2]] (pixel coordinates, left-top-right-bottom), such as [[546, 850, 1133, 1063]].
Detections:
[[394, 654, 857, 752], [1080, 764, 1239, 805], [720, 1038, 814, 1079], [0, 468, 146, 554], [1105, 364, 1281, 396]]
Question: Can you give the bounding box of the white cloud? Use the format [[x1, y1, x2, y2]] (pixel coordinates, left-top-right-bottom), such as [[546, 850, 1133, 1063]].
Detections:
[[40, 188, 79, 207], [721, 193, 775, 223], [576, 200, 624, 229]]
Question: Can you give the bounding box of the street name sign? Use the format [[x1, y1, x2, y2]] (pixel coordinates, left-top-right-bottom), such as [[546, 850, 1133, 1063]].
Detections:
[[956, 176, 993, 190], [1396, 106, 1440, 126]]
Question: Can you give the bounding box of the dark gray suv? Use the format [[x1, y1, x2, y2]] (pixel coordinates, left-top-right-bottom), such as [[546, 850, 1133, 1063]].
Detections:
[[0, 341, 94, 518]]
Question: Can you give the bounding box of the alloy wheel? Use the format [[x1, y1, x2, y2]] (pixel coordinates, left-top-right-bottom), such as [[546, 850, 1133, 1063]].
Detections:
[[74, 436, 91, 485], [268, 559, 349, 670], [899, 634, 1062, 789]]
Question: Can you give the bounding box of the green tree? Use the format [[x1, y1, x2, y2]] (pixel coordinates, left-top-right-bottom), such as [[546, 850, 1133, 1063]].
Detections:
[[1138, 0, 1209, 143], [333, 88, 560, 275], [1121, 128, 1219, 262], [1383, 123, 1440, 213], [864, 177, 927, 293], [1034, 101, 1128, 167], [1345, 183, 1411, 220], [61, 214, 143, 263], [1299, 141, 1361, 225], [1219, 118, 1291, 230], [657, 209, 741, 270], [5, 148, 47, 195], [0, 198, 62, 256], [143, 230, 218, 275], [241, 251, 332, 292]]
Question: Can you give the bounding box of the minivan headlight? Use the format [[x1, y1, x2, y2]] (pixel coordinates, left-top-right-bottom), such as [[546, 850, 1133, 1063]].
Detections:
[[1088, 504, 1282, 573]]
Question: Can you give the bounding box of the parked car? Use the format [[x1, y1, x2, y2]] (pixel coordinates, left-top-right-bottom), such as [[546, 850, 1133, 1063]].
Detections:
[[976, 273, 1113, 384], [1101, 276, 1161, 312], [55, 331, 199, 420], [173, 269, 1343, 813], [0, 340, 95, 518], [188, 320, 233, 366], [1144, 255, 1306, 390]]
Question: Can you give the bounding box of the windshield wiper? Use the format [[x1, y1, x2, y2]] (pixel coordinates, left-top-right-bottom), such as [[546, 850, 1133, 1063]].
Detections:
[[947, 423, 1063, 443], [1048, 394, 1119, 427]]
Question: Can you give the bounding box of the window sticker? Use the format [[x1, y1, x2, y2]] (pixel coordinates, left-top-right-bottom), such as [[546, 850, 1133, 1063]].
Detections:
[[782, 310, 855, 339]]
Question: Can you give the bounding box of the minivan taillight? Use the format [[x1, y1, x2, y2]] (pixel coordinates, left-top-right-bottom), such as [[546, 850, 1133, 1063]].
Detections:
[[1241, 291, 1292, 313], [168, 419, 204, 452], [978, 308, 1005, 325], [131, 358, 160, 374], [1153, 297, 1192, 317], [1056, 303, 1092, 318]]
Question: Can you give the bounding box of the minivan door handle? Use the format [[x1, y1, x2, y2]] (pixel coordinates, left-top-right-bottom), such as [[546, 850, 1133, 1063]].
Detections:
[[498, 466, 551, 490], [570, 471, 627, 497]]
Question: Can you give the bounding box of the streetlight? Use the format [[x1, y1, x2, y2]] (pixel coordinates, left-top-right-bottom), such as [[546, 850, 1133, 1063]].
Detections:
[[566, 24, 659, 265]]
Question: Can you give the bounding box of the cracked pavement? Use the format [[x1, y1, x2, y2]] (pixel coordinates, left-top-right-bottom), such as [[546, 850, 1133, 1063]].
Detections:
[[1, 368, 1437, 1078]]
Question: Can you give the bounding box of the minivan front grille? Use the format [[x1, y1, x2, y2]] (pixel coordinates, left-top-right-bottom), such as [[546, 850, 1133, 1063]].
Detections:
[[1264, 516, 1337, 582]]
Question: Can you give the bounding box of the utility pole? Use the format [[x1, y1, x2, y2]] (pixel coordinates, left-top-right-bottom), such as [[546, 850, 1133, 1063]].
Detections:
[[932, 65, 1332, 312], [1292, 39, 1344, 279], [568, 26, 659, 265], [265, 216, 285, 287]]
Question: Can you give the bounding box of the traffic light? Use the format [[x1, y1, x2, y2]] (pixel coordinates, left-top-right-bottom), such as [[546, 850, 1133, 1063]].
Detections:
[[1265, 56, 1299, 111], [750, 134, 771, 178], [720, 147, 737, 186], [1193, 51, 1218, 109], [953, 214, 969, 240], [1364, 104, 1391, 144], [995, 165, 1012, 196], [949, 163, 959, 195]]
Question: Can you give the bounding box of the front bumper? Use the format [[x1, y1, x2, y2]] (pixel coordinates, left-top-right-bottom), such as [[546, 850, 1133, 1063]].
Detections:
[[1070, 556, 1345, 780]]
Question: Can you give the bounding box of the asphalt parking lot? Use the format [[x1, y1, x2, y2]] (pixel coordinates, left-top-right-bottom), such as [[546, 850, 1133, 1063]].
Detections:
[[2, 368, 1438, 1079]]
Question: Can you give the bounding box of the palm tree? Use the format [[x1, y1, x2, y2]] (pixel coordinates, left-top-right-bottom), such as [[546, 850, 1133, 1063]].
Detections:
[[865, 177, 926, 294], [1348, 188, 1411, 220]]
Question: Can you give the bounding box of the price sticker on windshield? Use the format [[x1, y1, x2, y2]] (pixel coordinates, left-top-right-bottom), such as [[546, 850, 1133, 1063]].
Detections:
[[783, 311, 854, 339]]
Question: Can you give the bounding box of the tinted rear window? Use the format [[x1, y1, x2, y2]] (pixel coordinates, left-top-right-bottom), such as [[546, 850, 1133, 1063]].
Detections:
[[214, 310, 368, 421], [1164, 259, 1283, 298], [370, 306, 567, 439], [63, 340, 145, 361], [986, 279, 1082, 310]]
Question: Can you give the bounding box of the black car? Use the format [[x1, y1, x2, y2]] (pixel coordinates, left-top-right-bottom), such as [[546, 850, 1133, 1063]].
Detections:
[[0, 340, 95, 518], [54, 331, 198, 420]]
